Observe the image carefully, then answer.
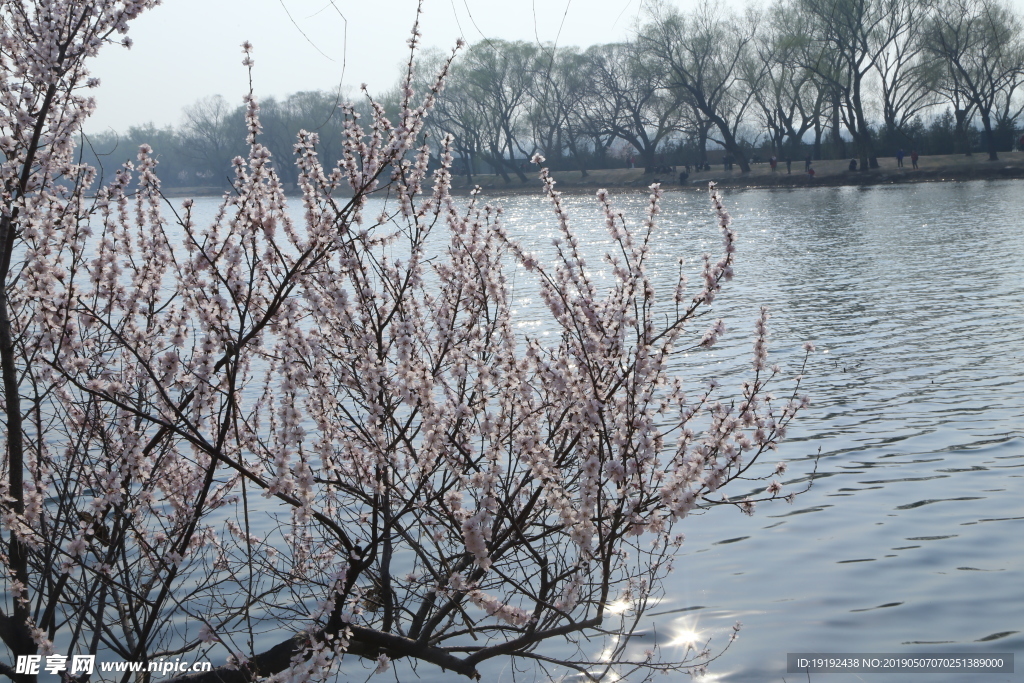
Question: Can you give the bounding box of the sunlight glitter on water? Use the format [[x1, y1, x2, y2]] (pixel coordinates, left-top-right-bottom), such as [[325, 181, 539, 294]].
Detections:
[[180, 179, 1024, 683]]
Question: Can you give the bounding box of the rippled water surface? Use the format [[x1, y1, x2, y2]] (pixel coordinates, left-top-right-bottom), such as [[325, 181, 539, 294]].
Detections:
[[190, 180, 1024, 682], [488, 179, 1024, 683]]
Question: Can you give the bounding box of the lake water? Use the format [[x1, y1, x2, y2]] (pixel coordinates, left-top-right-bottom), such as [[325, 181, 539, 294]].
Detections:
[[184, 179, 1023, 683]]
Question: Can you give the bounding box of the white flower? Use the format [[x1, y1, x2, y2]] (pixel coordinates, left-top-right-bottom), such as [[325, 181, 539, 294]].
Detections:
[[67, 536, 88, 557], [198, 623, 218, 643]]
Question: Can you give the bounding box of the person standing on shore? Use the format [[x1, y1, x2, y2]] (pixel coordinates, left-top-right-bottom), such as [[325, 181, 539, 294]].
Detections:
[[911, 150, 919, 169], [897, 149, 905, 167], [805, 154, 812, 171], [770, 155, 778, 172], [786, 157, 792, 174]]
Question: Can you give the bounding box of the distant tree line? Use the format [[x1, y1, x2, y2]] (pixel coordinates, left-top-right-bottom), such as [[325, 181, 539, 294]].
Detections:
[[82, 0, 1024, 187], [82, 91, 354, 188]]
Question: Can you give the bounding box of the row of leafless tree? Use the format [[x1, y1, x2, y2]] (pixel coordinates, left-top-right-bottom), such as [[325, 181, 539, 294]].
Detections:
[[82, 0, 1024, 190], [424, 0, 1024, 179]]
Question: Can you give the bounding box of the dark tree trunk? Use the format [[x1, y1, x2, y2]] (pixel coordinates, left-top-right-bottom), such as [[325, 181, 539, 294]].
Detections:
[[503, 128, 529, 183], [462, 150, 475, 185], [954, 109, 972, 155], [697, 128, 709, 165], [486, 145, 512, 183], [831, 98, 846, 160], [979, 110, 998, 161], [715, 123, 751, 173], [860, 122, 879, 169], [566, 137, 588, 178], [641, 147, 656, 173]]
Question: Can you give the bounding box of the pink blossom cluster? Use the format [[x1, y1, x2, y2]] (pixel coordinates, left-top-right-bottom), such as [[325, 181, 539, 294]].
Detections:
[[0, 5, 814, 682]]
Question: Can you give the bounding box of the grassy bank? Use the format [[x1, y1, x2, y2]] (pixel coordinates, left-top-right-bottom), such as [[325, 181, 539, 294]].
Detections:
[[156, 151, 1024, 199], [450, 150, 1024, 195]]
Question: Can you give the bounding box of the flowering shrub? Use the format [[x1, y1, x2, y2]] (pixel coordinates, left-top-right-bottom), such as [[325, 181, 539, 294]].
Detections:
[[0, 3, 811, 681]]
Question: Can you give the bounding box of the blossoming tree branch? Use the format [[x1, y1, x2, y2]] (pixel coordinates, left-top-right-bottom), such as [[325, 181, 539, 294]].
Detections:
[[0, 2, 813, 681]]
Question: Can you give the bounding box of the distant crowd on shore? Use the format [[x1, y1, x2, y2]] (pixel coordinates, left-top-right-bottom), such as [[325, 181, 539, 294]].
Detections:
[[659, 152, 882, 184], [661, 144, 1008, 185]]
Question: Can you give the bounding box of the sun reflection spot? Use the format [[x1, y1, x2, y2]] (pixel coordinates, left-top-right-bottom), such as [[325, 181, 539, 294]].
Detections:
[[664, 616, 705, 651], [606, 599, 630, 614], [666, 627, 701, 648], [594, 634, 620, 664]]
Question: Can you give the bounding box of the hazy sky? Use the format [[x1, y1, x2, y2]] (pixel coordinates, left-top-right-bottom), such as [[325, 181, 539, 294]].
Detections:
[[86, 0, 656, 133]]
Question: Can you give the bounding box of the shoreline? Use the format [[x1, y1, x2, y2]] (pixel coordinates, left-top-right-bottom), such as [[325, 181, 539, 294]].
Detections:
[[448, 151, 1024, 196], [156, 151, 1024, 198]]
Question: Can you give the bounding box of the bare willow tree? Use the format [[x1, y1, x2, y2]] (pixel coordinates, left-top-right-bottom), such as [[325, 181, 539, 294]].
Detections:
[[180, 95, 238, 184], [752, 0, 830, 160], [925, 0, 1024, 160], [422, 46, 486, 185], [585, 42, 685, 172], [641, 0, 764, 173], [1, 3, 814, 683], [455, 40, 539, 183], [873, 0, 942, 143], [526, 46, 595, 177], [792, 0, 891, 169]]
